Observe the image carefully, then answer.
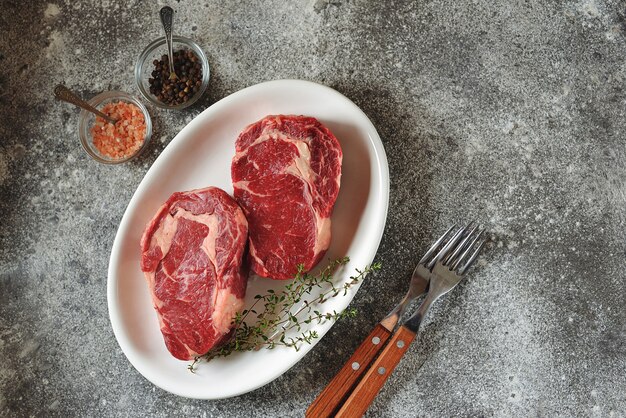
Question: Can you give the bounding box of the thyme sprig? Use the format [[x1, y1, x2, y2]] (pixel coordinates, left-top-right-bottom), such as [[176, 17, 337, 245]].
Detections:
[[188, 257, 381, 372]]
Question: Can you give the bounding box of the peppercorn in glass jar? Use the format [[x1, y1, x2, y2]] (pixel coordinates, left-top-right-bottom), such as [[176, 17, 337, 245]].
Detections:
[[135, 36, 210, 110]]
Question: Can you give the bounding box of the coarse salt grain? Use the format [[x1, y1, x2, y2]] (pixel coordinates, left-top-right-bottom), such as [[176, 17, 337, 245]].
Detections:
[[91, 101, 146, 159]]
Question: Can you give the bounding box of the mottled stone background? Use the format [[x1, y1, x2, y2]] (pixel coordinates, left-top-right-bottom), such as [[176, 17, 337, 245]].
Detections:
[[1, 0, 625, 416]]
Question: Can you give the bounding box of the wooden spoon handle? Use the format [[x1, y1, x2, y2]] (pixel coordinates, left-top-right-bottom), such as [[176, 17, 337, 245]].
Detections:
[[335, 326, 416, 418], [306, 324, 392, 418]]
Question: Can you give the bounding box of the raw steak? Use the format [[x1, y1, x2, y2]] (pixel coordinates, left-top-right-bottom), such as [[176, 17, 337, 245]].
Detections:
[[231, 115, 342, 280], [140, 187, 248, 360]]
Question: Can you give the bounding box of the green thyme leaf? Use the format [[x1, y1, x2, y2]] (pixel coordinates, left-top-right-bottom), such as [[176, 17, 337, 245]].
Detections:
[[188, 258, 381, 372]]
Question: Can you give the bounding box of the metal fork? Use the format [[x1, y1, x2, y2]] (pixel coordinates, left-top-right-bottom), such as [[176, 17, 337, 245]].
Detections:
[[306, 225, 471, 418], [334, 226, 486, 418]]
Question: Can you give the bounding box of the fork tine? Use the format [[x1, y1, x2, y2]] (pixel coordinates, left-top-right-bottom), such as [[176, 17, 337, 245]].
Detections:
[[426, 225, 466, 269], [443, 224, 479, 266], [446, 225, 480, 268], [418, 225, 456, 265], [459, 238, 486, 275], [454, 231, 487, 276], [450, 228, 484, 271]]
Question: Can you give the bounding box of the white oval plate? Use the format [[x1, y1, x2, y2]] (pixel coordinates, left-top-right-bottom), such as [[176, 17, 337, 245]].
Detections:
[[107, 79, 389, 399]]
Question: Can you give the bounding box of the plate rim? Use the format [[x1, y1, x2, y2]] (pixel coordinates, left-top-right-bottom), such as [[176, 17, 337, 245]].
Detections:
[[107, 79, 390, 399]]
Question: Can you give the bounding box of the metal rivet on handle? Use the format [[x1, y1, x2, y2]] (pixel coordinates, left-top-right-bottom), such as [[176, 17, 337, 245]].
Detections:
[[397, 340, 405, 348], [378, 367, 386, 375], [372, 337, 381, 345], [352, 362, 360, 370]]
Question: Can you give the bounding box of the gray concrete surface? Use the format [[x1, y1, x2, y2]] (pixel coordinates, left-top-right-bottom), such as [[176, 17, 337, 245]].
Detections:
[[1, 0, 626, 416]]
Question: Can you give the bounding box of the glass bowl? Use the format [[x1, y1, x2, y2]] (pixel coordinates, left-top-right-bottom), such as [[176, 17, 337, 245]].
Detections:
[[78, 91, 152, 164], [135, 36, 210, 110]]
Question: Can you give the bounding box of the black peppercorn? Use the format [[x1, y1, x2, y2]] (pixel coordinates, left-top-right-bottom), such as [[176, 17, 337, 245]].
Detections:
[[147, 49, 203, 106]]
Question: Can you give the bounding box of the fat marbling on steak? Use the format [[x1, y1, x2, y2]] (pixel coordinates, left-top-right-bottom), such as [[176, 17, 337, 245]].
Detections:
[[140, 187, 248, 360], [231, 115, 343, 280]]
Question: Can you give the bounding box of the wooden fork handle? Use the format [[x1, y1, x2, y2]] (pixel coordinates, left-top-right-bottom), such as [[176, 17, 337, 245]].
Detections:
[[335, 326, 417, 418], [306, 324, 392, 418]]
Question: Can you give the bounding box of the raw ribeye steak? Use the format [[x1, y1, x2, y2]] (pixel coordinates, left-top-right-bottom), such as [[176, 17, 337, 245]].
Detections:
[[140, 186, 248, 360], [231, 115, 342, 280]]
